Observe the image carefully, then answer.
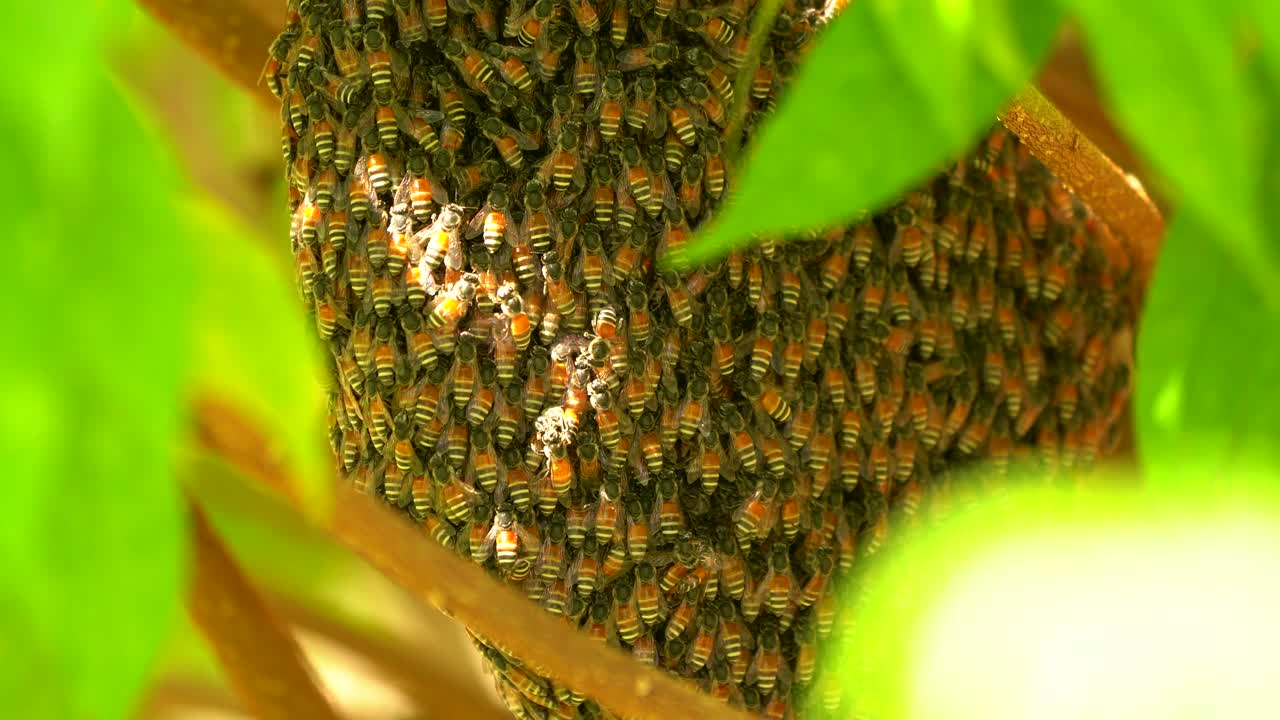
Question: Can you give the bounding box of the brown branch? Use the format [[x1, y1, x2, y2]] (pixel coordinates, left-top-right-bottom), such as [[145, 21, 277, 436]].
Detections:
[[193, 394, 753, 720], [187, 498, 343, 720], [136, 0, 279, 111], [137, 678, 243, 719], [1036, 27, 1156, 202], [998, 86, 1165, 287]]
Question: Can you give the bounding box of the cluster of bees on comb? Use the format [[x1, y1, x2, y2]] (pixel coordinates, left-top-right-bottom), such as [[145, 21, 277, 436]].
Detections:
[[270, 0, 1137, 717]]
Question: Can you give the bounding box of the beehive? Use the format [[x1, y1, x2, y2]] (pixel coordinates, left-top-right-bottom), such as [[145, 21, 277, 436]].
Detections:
[[270, 1, 1137, 717]]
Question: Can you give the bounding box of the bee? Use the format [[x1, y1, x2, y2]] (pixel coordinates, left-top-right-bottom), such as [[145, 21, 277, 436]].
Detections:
[[588, 474, 624, 540], [571, 36, 602, 95], [480, 115, 539, 170], [504, 0, 553, 45], [634, 561, 665, 626], [425, 273, 478, 331], [617, 42, 678, 72], [747, 624, 782, 694], [686, 46, 735, 106], [362, 29, 405, 105], [538, 123, 586, 193], [400, 154, 446, 224], [624, 73, 659, 137], [702, 131, 726, 199], [486, 43, 536, 94], [678, 77, 727, 129], [650, 476, 684, 540], [572, 536, 602, 596], [463, 183, 510, 255], [536, 515, 568, 581], [483, 506, 540, 570], [441, 38, 495, 94], [500, 447, 531, 509], [584, 600, 612, 644], [734, 476, 778, 545], [541, 250, 576, 318], [543, 440, 575, 500], [613, 579, 643, 644]]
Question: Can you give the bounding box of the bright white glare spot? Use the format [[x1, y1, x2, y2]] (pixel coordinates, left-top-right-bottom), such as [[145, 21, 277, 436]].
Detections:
[[909, 514, 1280, 720], [298, 629, 415, 719]]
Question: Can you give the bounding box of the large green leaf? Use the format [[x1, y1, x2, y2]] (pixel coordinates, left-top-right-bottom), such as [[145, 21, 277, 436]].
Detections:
[[1072, 1, 1280, 309], [185, 198, 333, 518], [0, 5, 189, 718], [1141, 104, 1280, 482], [1132, 25, 1280, 487], [682, 0, 1065, 263]]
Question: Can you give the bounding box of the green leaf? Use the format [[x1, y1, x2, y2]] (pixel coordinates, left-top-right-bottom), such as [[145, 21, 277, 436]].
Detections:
[[1136, 215, 1280, 486], [0, 5, 189, 718], [681, 0, 1065, 264], [1072, 1, 1280, 309], [186, 198, 333, 519], [1133, 37, 1280, 487]]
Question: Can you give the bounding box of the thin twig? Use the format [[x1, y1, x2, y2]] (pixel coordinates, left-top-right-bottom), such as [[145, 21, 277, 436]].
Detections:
[[187, 498, 343, 720], [193, 394, 753, 720], [136, 0, 279, 111], [998, 86, 1164, 286]]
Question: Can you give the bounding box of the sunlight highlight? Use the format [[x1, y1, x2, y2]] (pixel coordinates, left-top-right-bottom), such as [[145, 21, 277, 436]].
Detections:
[[837, 484, 1280, 720]]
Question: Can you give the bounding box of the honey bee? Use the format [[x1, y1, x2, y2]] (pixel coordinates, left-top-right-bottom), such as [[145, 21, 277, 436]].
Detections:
[[746, 623, 782, 694], [650, 476, 684, 540], [633, 561, 664, 626], [617, 42, 678, 72], [612, 579, 643, 644], [478, 505, 539, 570], [572, 536, 602, 596], [584, 71, 627, 142]]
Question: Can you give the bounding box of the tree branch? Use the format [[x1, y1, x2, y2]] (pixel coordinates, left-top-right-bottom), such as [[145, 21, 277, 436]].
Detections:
[[187, 498, 343, 720], [193, 394, 753, 720], [137, 678, 243, 719], [998, 86, 1164, 287]]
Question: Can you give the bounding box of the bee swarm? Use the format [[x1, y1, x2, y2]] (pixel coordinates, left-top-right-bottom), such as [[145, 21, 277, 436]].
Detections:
[[272, 0, 1137, 717]]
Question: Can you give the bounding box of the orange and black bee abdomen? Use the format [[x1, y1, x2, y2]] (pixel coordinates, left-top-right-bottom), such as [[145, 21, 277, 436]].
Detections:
[[275, 1, 1137, 718]]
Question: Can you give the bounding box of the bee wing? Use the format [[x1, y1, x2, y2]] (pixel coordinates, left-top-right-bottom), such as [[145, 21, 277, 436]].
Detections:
[[514, 127, 541, 151], [503, 0, 529, 37], [616, 48, 649, 73], [465, 204, 490, 238], [535, 151, 559, 187], [570, 158, 588, 194], [425, 173, 451, 209]]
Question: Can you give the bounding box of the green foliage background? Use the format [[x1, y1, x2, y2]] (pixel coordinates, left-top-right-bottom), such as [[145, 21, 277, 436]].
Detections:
[[0, 0, 1275, 717]]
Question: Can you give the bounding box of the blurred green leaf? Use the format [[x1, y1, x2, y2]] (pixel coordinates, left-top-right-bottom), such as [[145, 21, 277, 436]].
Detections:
[[681, 0, 1064, 264], [1132, 29, 1280, 487], [1135, 218, 1280, 485], [0, 4, 189, 718], [185, 198, 332, 519], [1072, 1, 1280, 309], [831, 482, 1280, 720]]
